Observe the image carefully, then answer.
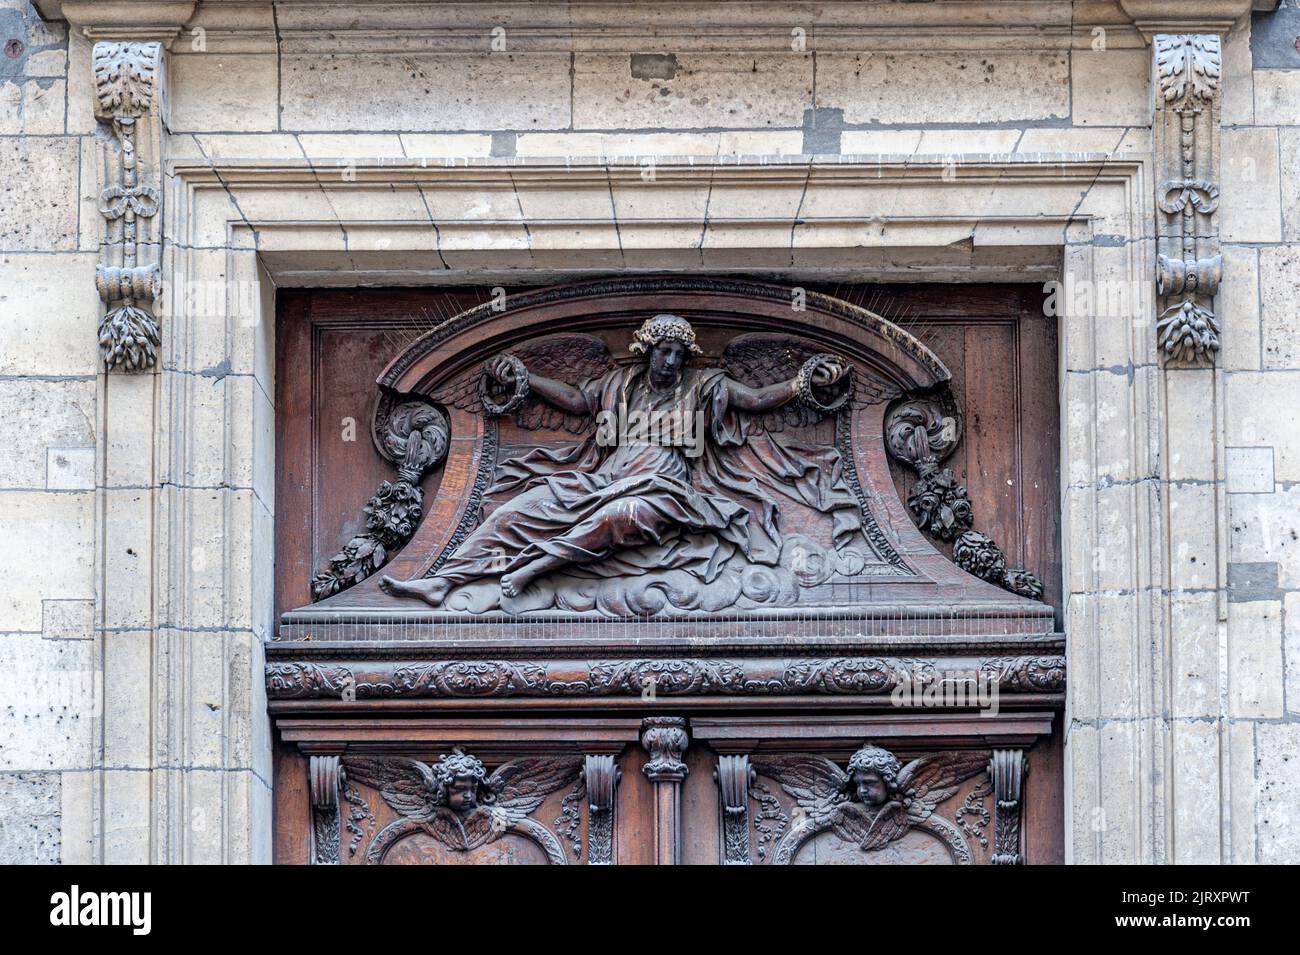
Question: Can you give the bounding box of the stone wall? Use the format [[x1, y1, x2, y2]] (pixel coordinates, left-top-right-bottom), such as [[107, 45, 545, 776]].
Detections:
[[0, 0, 1296, 863]]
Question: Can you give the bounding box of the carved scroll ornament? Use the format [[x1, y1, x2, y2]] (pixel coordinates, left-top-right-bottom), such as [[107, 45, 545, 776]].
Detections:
[[1154, 35, 1223, 367], [93, 42, 164, 372], [886, 398, 1043, 599], [311, 401, 449, 600], [752, 743, 987, 865], [341, 750, 581, 864]]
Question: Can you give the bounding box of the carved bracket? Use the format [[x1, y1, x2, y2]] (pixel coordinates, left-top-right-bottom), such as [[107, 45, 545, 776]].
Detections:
[[309, 755, 342, 866], [585, 754, 621, 865], [93, 41, 164, 372], [885, 398, 1043, 599], [312, 401, 450, 600], [716, 755, 755, 865], [990, 749, 1029, 865], [1154, 34, 1223, 367]]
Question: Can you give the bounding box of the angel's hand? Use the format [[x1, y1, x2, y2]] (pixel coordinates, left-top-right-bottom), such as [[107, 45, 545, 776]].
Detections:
[[811, 357, 847, 387], [487, 355, 520, 385]]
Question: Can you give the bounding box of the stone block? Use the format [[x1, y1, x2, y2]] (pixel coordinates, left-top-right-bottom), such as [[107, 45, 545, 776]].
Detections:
[[0, 634, 95, 771], [1228, 600, 1284, 718], [1256, 723, 1300, 862], [0, 253, 100, 376], [1071, 49, 1150, 127], [0, 492, 94, 632], [1220, 127, 1282, 244], [0, 137, 79, 251], [1259, 245, 1300, 370], [0, 773, 61, 863], [573, 53, 811, 130], [1226, 370, 1300, 479], [1255, 70, 1300, 127], [0, 378, 95, 489], [1226, 446, 1275, 494], [1220, 244, 1260, 371], [170, 52, 279, 132], [1170, 719, 1221, 863], [817, 52, 1068, 125]]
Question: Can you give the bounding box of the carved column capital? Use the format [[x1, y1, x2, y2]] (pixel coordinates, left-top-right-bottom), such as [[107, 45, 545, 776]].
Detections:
[[641, 716, 689, 783], [990, 749, 1029, 865], [309, 755, 343, 865], [1153, 33, 1223, 368], [641, 717, 688, 864], [91, 40, 166, 372]]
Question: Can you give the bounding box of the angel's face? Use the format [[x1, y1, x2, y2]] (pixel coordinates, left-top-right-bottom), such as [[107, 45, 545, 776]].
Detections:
[[853, 769, 889, 806], [648, 340, 688, 387], [446, 775, 480, 812]]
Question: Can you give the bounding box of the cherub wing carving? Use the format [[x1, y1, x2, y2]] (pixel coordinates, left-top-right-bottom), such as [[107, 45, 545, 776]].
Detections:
[[894, 750, 990, 824], [721, 333, 888, 431], [751, 755, 850, 818], [342, 757, 441, 822], [486, 756, 584, 821], [431, 334, 615, 435]]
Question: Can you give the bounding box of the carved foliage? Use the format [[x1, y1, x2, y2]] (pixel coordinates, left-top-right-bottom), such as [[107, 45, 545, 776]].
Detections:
[[1154, 34, 1223, 367], [584, 754, 620, 865], [990, 750, 1029, 865], [265, 654, 1065, 701], [93, 42, 163, 372], [717, 755, 755, 864], [309, 756, 342, 866], [641, 717, 688, 783], [312, 402, 449, 600], [886, 398, 1043, 599]]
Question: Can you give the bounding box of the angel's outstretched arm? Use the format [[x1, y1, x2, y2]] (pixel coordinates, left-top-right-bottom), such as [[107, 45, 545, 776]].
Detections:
[[488, 355, 588, 415], [724, 356, 848, 413], [724, 376, 800, 413]]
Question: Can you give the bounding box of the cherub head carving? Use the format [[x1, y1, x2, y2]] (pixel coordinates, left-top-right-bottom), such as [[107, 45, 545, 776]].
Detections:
[[846, 743, 902, 807], [630, 313, 703, 389], [432, 749, 491, 812]]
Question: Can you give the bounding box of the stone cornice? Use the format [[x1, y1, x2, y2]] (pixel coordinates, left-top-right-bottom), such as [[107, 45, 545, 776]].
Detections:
[[35, 1, 1276, 51]]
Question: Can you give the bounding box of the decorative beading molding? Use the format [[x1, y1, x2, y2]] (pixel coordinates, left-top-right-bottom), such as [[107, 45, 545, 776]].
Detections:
[[93, 41, 165, 372], [1153, 34, 1223, 367]]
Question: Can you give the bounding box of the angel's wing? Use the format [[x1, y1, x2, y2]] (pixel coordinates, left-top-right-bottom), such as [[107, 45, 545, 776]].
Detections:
[[342, 756, 440, 821], [751, 755, 850, 815], [895, 750, 990, 822], [721, 334, 887, 432], [430, 334, 615, 435], [487, 756, 584, 820], [835, 799, 913, 851]]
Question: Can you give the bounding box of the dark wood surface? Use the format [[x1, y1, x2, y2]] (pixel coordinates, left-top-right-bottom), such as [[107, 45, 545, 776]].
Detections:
[[271, 280, 1063, 865]]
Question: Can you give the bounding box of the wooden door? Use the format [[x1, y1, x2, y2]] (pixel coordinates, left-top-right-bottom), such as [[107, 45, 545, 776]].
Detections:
[[270, 280, 1063, 865]]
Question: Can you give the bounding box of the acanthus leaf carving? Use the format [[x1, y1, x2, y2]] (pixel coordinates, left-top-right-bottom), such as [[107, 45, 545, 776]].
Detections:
[[1153, 34, 1223, 368], [93, 42, 164, 373]]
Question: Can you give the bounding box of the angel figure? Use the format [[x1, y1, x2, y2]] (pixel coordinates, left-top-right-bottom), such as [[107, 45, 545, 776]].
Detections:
[[753, 743, 988, 864], [382, 313, 863, 611], [343, 750, 582, 864]]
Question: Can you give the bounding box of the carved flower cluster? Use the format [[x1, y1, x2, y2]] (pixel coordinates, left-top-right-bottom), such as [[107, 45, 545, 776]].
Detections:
[[907, 456, 974, 541]]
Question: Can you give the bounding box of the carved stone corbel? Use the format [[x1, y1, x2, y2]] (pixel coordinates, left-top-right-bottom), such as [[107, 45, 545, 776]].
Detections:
[[990, 750, 1029, 865], [309, 755, 343, 866], [93, 41, 165, 372], [312, 401, 450, 600], [641, 717, 688, 865], [885, 398, 1043, 599], [584, 754, 621, 865], [715, 755, 755, 865], [1154, 34, 1223, 367]]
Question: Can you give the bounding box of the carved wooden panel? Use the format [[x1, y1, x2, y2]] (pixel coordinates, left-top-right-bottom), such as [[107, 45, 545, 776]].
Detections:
[[271, 280, 1064, 865]]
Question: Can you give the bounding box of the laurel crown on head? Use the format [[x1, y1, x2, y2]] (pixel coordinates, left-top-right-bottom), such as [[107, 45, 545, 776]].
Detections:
[[630, 313, 703, 356]]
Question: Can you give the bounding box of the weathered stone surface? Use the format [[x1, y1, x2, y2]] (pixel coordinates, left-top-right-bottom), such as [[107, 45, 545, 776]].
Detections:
[[0, 773, 61, 864], [282, 53, 572, 131], [0, 138, 79, 250], [0, 379, 95, 489], [1228, 601, 1284, 719], [1259, 245, 1300, 370], [170, 53, 279, 132], [1220, 127, 1282, 244], [1257, 724, 1300, 863], [0, 253, 100, 375], [573, 53, 813, 129], [0, 634, 94, 771], [0, 493, 94, 632], [1071, 49, 1149, 127], [816, 52, 1068, 124]]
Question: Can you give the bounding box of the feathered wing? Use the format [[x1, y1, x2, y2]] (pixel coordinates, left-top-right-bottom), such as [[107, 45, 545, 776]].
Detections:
[[836, 799, 912, 851], [751, 755, 850, 817], [721, 334, 888, 432], [342, 757, 440, 821], [895, 750, 991, 822], [430, 334, 615, 434], [487, 756, 584, 820]]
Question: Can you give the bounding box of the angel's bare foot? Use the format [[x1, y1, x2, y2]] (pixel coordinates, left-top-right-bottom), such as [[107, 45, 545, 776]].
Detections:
[[380, 575, 452, 607], [500, 566, 540, 599]]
